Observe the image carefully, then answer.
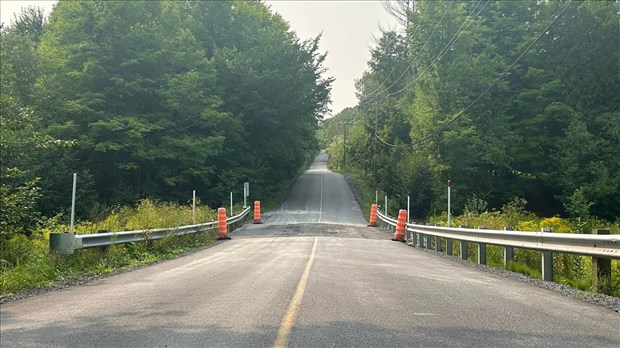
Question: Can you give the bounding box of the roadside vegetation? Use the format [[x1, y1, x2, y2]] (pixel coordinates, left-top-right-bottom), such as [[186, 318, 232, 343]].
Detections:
[[340, 169, 620, 297], [0, 200, 221, 297], [322, 1, 618, 221], [321, 1, 618, 297], [0, 165, 303, 298], [1, 3, 329, 297]]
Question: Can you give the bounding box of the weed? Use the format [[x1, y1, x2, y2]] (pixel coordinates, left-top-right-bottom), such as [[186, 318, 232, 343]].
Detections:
[[0, 201, 219, 296]]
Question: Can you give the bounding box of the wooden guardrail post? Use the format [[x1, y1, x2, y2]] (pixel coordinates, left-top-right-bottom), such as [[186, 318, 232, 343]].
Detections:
[[592, 229, 612, 294], [541, 227, 554, 281], [503, 227, 514, 267], [477, 226, 487, 265]]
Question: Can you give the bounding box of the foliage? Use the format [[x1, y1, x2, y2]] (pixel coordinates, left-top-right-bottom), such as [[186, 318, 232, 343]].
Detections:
[[437, 203, 619, 295], [1, 0, 331, 226], [0, 200, 219, 296], [323, 0, 619, 221], [343, 167, 619, 296]]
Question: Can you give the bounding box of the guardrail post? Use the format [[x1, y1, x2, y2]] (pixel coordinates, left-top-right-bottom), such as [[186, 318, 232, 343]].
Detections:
[[446, 237, 453, 256], [97, 230, 109, 251], [541, 227, 553, 281], [592, 229, 611, 294], [434, 224, 441, 252], [477, 226, 487, 265], [459, 225, 468, 260], [503, 227, 514, 267]]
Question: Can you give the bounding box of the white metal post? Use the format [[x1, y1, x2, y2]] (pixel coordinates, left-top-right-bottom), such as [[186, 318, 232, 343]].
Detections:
[[70, 173, 77, 233], [230, 191, 233, 216], [385, 195, 388, 216], [192, 190, 196, 224], [407, 195, 410, 222], [447, 180, 452, 227]]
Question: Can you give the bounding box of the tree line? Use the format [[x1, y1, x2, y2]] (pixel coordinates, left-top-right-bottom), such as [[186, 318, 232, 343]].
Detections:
[[1, 1, 332, 238], [322, 0, 619, 221]]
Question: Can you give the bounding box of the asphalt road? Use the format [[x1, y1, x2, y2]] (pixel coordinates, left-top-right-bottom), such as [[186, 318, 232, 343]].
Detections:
[[2, 153, 619, 347], [261, 151, 366, 226]]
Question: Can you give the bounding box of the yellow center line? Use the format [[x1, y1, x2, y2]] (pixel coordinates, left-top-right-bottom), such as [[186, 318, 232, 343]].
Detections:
[[273, 237, 319, 348]]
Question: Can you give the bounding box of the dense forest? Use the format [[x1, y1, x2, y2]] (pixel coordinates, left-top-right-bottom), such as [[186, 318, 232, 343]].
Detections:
[[1, 1, 332, 237], [322, 0, 619, 221]]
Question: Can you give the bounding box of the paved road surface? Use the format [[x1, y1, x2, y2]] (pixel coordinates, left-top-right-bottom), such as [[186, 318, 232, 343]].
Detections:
[[261, 151, 366, 226], [2, 153, 619, 347]]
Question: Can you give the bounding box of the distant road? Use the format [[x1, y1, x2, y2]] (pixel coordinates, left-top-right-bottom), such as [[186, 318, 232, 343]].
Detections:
[[1, 153, 618, 347], [261, 150, 367, 225]]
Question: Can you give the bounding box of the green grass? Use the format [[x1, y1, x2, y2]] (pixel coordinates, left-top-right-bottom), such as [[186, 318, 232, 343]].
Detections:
[[0, 200, 219, 297], [507, 261, 542, 279], [334, 167, 620, 297], [336, 167, 375, 221]]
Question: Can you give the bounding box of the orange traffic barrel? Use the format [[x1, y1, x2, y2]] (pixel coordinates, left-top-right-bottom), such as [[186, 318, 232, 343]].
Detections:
[[392, 209, 407, 242], [368, 204, 378, 227], [254, 201, 262, 224], [217, 207, 231, 240]]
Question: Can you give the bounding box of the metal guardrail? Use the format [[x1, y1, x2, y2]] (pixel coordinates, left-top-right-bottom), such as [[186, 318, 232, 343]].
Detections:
[[405, 224, 619, 259], [50, 206, 251, 254], [376, 210, 397, 227], [376, 209, 619, 259], [375, 209, 619, 287]]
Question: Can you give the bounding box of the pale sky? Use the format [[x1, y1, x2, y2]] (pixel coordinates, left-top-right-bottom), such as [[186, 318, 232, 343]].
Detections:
[[1, 0, 401, 117]]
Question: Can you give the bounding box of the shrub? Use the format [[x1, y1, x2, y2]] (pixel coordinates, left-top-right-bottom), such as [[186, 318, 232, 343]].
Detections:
[[0, 200, 219, 296]]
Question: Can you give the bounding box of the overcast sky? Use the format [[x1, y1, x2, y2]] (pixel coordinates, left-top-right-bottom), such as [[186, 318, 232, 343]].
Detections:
[[1, 1, 401, 117]]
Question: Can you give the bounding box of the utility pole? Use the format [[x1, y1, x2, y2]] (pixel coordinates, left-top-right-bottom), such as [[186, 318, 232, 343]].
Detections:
[[339, 121, 352, 168]]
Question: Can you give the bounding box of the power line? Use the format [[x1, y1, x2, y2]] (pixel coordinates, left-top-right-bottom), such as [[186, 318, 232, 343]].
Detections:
[[359, 0, 457, 106], [358, 14, 426, 103], [360, 0, 487, 108], [372, 0, 573, 149], [410, 0, 574, 148], [381, 0, 489, 101], [372, 0, 489, 148], [378, 0, 457, 94], [358, 63, 400, 104]]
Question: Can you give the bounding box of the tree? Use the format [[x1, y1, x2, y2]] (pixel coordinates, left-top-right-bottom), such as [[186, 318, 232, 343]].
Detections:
[[18, 0, 332, 215], [331, 0, 619, 219]]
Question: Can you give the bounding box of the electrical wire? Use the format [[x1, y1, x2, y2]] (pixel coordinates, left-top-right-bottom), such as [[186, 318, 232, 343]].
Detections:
[[359, 0, 457, 106], [380, 0, 489, 101], [373, 0, 488, 148], [409, 0, 574, 147], [373, 0, 573, 149]]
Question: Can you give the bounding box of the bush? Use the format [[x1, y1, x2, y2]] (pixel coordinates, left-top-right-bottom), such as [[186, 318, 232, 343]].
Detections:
[[0, 200, 219, 296], [427, 197, 620, 296]]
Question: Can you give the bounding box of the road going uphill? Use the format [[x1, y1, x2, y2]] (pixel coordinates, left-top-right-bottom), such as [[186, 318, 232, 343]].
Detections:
[[1, 153, 618, 347], [260, 151, 367, 226]]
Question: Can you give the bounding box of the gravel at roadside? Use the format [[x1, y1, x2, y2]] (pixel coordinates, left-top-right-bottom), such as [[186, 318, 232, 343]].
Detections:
[[402, 237, 620, 314]]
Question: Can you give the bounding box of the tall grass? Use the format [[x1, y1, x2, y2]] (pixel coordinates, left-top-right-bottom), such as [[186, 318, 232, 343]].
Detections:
[[340, 171, 620, 297], [0, 200, 219, 296]]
